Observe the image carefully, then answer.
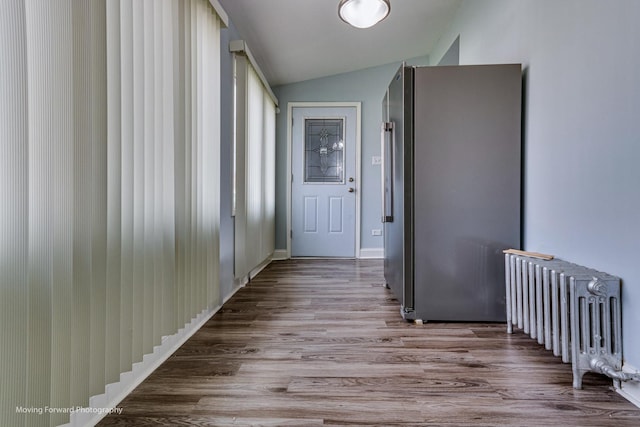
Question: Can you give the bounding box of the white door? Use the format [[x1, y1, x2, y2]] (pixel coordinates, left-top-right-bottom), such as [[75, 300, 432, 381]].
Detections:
[[291, 106, 358, 257]]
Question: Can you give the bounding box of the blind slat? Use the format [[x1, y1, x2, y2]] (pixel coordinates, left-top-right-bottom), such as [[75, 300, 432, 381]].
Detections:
[[0, 1, 29, 425]]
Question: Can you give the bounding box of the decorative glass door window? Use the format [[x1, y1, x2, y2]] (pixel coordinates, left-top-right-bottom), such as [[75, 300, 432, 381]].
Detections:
[[304, 118, 345, 183]]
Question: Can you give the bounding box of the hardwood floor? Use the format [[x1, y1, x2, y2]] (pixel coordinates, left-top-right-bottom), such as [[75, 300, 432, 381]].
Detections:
[[98, 259, 640, 426]]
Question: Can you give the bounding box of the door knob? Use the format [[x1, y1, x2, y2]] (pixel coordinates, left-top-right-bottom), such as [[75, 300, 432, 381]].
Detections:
[[348, 187, 355, 193], [349, 177, 354, 182]]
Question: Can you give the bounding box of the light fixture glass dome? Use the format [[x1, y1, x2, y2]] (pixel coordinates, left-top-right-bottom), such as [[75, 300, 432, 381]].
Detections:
[[338, 0, 390, 29]]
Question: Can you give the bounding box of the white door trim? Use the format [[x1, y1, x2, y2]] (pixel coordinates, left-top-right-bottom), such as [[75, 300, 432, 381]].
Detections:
[[286, 102, 362, 259]]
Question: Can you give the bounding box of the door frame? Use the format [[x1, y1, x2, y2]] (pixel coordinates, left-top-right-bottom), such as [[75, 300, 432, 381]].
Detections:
[[286, 102, 362, 259]]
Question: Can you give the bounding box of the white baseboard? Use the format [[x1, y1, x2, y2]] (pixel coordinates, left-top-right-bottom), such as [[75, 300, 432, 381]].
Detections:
[[249, 256, 272, 279], [69, 260, 275, 426], [232, 257, 274, 293], [225, 279, 247, 304], [65, 304, 224, 427], [359, 247, 384, 259], [272, 249, 288, 260], [273, 248, 383, 260], [617, 363, 640, 409]]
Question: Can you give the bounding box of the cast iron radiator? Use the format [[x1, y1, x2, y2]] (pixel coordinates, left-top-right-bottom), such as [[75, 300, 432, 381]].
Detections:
[[503, 250, 640, 389]]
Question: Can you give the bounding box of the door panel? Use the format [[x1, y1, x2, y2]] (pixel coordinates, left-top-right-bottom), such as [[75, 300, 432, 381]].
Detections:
[[329, 197, 343, 233], [292, 106, 357, 257], [303, 197, 318, 233]]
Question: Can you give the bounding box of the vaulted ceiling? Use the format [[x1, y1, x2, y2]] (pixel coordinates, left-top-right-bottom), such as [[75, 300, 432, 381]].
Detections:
[[218, 0, 462, 86]]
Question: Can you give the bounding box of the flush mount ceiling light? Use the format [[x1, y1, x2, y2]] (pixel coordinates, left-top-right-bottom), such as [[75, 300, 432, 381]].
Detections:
[[338, 0, 390, 29]]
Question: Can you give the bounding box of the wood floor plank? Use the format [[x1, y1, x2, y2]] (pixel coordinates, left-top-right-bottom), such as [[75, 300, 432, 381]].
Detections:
[[98, 259, 640, 426]]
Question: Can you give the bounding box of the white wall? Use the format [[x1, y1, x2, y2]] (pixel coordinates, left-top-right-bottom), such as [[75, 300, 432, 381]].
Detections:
[[430, 0, 640, 372]]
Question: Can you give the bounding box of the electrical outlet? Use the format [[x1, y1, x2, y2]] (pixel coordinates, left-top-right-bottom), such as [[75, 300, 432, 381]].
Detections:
[[371, 229, 382, 236]]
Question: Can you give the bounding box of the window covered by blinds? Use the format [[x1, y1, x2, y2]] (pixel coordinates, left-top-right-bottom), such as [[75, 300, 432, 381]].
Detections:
[[0, 1, 221, 425], [233, 54, 277, 280]]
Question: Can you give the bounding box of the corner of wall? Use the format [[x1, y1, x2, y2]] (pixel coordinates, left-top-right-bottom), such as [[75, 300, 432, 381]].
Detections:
[[272, 249, 288, 260]]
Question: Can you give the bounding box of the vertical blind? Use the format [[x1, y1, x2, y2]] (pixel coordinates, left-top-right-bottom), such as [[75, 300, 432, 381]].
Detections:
[[234, 56, 276, 280], [0, 1, 221, 426]]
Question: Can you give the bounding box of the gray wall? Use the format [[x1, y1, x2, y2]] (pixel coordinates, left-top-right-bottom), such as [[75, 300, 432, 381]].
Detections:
[[430, 0, 640, 369], [272, 57, 429, 252]]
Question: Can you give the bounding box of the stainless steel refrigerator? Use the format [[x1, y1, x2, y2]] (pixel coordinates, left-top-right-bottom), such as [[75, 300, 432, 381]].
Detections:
[[381, 64, 522, 322]]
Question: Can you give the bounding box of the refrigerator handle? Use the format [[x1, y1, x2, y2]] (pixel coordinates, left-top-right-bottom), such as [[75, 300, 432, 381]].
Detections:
[[381, 121, 394, 223]]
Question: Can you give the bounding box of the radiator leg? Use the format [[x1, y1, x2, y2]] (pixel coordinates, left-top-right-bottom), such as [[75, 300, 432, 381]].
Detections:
[[505, 254, 513, 334], [572, 368, 586, 390]]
